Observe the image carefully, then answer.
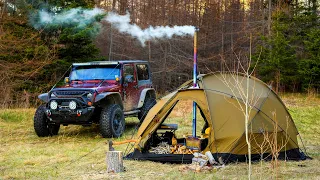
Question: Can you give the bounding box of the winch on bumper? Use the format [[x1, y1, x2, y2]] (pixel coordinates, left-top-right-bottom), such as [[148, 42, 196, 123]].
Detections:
[[45, 98, 95, 124]]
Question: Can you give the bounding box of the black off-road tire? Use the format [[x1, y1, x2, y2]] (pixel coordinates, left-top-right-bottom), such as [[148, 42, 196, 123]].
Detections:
[[99, 104, 125, 138], [34, 105, 60, 137], [50, 124, 60, 135], [138, 97, 156, 123]]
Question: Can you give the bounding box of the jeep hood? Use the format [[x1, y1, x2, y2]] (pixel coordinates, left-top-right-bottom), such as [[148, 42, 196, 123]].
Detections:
[[58, 80, 118, 89]]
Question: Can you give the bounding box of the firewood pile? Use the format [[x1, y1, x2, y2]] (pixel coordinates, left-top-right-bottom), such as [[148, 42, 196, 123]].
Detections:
[[149, 142, 171, 154], [150, 142, 200, 155], [170, 144, 199, 154]]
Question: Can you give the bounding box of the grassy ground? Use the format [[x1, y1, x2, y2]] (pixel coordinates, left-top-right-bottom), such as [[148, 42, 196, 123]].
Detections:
[[0, 94, 319, 179]]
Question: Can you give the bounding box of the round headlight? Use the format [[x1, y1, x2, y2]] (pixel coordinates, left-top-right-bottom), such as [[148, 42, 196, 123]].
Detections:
[[87, 93, 93, 99], [69, 101, 77, 110], [50, 101, 58, 110]]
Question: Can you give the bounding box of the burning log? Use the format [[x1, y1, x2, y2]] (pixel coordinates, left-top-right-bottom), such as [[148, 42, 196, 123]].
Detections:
[[170, 144, 198, 154]]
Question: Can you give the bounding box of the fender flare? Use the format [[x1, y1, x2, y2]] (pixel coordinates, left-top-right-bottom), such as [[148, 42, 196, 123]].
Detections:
[[137, 88, 156, 108], [38, 93, 49, 103], [95, 92, 124, 109]]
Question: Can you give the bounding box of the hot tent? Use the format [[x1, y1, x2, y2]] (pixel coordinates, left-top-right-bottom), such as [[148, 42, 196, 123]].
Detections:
[[126, 72, 306, 163]]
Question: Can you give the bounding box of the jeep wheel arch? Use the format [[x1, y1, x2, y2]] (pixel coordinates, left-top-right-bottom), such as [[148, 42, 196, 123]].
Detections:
[[95, 92, 124, 109], [138, 97, 156, 122], [137, 88, 156, 109]]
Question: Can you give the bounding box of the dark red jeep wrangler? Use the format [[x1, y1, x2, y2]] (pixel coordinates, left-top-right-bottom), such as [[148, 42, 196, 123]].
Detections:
[[34, 60, 156, 138]]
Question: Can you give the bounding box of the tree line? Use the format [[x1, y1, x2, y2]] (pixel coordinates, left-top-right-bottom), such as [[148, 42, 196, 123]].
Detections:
[[0, 0, 319, 107]]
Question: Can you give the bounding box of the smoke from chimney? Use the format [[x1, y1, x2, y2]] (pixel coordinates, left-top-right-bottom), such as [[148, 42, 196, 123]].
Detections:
[[106, 12, 195, 46], [30, 8, 195, 46], [31, 8, 104, 29]]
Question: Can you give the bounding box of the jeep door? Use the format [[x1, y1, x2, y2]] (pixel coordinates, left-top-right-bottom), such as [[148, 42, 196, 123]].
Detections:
[[122, 64, 140, 111]]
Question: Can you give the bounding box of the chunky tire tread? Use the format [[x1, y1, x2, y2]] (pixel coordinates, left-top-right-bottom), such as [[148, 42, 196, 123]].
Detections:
[[99, 104, 125, 138], [34, 105, 60, 137], [138, 97, 156, 123], [34, 105, 50, 137]]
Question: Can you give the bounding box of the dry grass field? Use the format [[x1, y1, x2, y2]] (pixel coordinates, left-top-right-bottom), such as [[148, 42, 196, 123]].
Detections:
[[0, 94, 319, 179]]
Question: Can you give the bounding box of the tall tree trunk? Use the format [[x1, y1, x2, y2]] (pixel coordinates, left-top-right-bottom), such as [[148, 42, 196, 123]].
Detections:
[[120, 0, 127, 14], [268, 0, 272, 36], [161, 44, 168, 93], [109, 24, 113, 61], [148, 41, 151, 62], [112, 0, 116, 10], [0, 0, 7, 19], [276, 70, 280, 93]]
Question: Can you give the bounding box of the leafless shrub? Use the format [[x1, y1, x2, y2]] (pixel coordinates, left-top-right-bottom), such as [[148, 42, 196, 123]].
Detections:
[[253, 112, 290, 179]]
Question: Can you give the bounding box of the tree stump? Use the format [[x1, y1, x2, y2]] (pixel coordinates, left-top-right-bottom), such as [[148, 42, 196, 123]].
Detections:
[[106, 151, 124, 173]]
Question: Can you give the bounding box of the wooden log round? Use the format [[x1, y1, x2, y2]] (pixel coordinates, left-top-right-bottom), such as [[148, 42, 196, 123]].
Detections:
[[106, 151, 124, 173]]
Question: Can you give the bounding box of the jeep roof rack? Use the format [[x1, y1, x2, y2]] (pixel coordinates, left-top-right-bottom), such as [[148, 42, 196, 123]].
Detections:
[[72, 60, 148, 66]]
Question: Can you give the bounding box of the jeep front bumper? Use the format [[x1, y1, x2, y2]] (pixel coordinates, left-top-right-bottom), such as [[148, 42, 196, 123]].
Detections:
[[45, 98, 95, 124]]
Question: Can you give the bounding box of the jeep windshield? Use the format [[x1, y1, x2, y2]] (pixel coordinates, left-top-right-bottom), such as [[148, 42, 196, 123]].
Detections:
[[69, 65, 120, 81]]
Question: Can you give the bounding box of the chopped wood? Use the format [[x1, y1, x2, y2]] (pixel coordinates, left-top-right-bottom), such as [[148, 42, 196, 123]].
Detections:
[[106, 151, 124, 173]]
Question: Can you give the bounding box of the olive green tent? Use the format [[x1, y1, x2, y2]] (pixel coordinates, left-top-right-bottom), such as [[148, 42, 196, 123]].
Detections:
[[126, 72, 306, 163]]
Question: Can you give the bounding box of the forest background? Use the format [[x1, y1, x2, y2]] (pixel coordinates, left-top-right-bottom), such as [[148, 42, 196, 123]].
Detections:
[[0, 0, 319, 108]]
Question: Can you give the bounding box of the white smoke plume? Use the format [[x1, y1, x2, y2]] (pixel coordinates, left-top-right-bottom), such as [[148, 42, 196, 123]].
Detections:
[[106, 12, 195, 46], [34, 7, 104, 29], [32, 8, 195, 46]]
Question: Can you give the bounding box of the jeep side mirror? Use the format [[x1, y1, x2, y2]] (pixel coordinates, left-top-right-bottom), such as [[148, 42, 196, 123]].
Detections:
[[124, 75, 133, 83], [64, 77, 70, 84]]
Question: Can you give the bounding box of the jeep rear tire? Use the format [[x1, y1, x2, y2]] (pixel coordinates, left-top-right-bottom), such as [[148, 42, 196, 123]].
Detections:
[[34, 105, 60, 137], [99, 104, 125, 138], [138, 97, 156, 123]]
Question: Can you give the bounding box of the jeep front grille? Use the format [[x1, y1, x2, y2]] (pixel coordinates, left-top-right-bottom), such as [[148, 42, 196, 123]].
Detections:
[[54, 91, 87, 97]]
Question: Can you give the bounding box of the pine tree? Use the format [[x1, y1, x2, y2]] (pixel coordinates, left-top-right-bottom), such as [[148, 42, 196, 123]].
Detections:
[[255, 10, 298, 92]]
